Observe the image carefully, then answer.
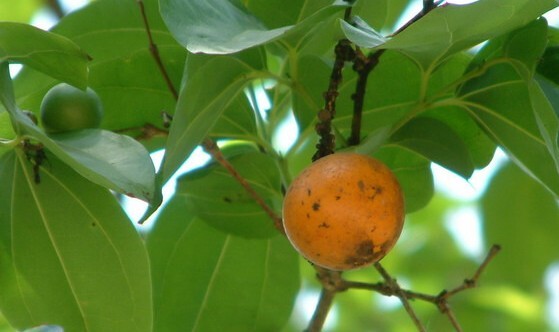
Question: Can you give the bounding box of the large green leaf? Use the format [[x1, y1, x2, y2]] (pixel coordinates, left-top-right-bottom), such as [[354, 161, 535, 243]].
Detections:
[[456, 19, 559, 196], [0, 22, 89, 89], [14, 0, 185, 133], [391, 116, 474, 178], [160, 0, 291, 54], [481, 162, 559, 291], [532, 76, 559, 172], [0, 150, 152, 331], [2, 64, 156, 201], [161, 50, 266, 180], [178, 150, 282, 238], [457, 62, 559, 196], [146, 199, 299, 331], [344, 0, 557, 69]]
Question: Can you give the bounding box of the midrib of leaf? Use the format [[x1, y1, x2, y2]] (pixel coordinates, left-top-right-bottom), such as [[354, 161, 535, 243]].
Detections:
[[156, 218, 196, 317], [14, 152, 88, 331], [459, 100, 544, 144], [16, 152, 143, 331], [42, 165, 144, 330], [9, 155, 37, 325], [251, 239, 272, 331], [458, 80, 524, 100], [192, 235, 232, 332]]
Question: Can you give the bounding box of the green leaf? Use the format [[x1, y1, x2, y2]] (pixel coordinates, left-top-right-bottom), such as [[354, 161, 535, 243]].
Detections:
[[0, 22, 89, 88], [14, 0, 185, 135], [1, 63, 156, 201], [178, 150, 282, 238], [377, 0, 557, 68], [373, 145, 434, 213], [162, 50, 266, 180], [146, 199, 299, 331], [160, 0, 292, 54], [457, 62, 559, 196], [481, 162, 559, 291], [530, 77, 559, 174], [352, 0, 414, 31], [0, 150, 152, 331], [391, 117, 474, 178], [340, 17, 388, 48]]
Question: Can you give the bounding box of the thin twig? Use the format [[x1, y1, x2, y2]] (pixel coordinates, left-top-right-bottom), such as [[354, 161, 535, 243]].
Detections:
[[136, 0, 178, 99], [374, 262, 426, 332], [307, 268, 345, 332], [45, 0, 64, 19], [201, 139, 285, 234]]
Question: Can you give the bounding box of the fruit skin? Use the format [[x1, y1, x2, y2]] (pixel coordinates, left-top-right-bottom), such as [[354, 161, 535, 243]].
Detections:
[[282, 153, 405, 271], [40, 83, 103, 133]]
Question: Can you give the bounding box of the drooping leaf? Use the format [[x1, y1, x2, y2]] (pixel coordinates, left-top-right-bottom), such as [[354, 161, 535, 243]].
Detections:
[[146, 199, 299, 332], [391, 117, 474, 178], [456, 19, 559, 196], [482, 162, 559, 291], [1, 63, 156, 201], [159, 0, 292, 54], [532, 76, 559, 171], [14, 0, 185, 134], [0, 150, 152, 331], [369, 0, 557, 69], [178, 150, 282, 238], [161, 50, 267, 181], [0, 22, 89, 88]]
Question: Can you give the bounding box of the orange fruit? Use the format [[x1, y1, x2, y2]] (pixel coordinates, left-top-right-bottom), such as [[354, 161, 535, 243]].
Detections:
[[282, 153, 405, 270], [40, 83, 103, 134]]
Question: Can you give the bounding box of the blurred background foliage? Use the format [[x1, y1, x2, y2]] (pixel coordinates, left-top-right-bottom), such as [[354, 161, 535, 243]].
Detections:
[[1, 0, 558, 331]]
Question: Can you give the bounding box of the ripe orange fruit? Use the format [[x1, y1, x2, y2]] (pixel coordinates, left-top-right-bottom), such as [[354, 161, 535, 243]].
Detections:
[[40, 83, 103, 134], [282, 153, 405, 270]]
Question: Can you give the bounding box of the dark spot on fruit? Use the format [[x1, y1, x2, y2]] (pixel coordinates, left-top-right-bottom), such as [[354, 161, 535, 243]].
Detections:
[[312, 202, 321, 211], [307, 189, 312, 196], [319, 222, 330, 228], [345, 240, 376, 267], [306, 213, 310, 219], [335, 195, 341, 200], [357, 180, 365, 192]]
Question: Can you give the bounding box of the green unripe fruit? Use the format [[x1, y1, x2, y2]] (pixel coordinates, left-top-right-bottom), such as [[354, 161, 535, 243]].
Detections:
[[40, 83, 103, 133]]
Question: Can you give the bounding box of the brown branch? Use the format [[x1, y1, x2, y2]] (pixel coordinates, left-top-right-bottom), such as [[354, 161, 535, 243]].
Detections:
[[313, 39, 355, 161], [45, 0, 64, 19], [306, 268, 345, 332], [136, 0, 178, 100], [347, 0, 442, 146], [201, 139, 285, 234], [374, 262, 426, 332]]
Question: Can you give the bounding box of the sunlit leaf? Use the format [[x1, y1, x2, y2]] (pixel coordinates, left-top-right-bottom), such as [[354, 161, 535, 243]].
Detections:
[[146, 199, 299, 331], [0, 22, 88, 88], [162, 50, 267, 180], [340, 17, 388, 48], [160, 0, 291, 54], [0, 150, 152, 331], [377, 0, 557, 68]]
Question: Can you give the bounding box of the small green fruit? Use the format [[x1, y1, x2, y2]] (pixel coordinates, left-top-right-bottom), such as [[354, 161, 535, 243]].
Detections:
[[40, 83, 103, 133]]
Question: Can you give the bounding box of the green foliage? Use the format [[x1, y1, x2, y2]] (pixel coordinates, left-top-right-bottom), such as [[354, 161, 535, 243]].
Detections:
[[0, 0, 558, 331]]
